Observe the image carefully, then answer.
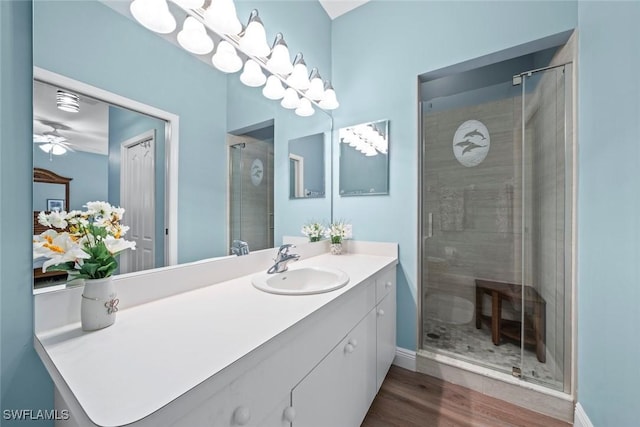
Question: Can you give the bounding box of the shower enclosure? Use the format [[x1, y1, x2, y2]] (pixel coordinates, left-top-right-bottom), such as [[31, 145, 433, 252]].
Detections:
[[419, 61, 573, 392], [229, 132, 274, 253]]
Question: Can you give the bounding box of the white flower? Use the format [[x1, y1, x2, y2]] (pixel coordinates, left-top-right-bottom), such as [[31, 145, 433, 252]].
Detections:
[[35, 232, 90, 272], [104, 236, 136, 255], [85, 201, 113, 215], [38, 210, 68, 229]]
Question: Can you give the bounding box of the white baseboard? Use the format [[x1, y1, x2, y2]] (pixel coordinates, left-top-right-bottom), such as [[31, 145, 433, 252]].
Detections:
[[393, 347, 416, 371], [574, 402, 594, 427]]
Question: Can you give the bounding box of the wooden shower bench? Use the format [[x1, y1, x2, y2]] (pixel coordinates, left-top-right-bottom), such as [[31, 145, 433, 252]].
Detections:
[[475, 279, 546, 363]]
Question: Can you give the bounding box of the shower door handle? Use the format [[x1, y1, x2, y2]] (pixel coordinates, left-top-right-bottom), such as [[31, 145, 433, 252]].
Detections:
[[426, 212, 433, 239]]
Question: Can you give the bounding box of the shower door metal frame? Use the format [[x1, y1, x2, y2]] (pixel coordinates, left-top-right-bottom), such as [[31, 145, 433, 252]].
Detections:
[[416, 62, 575, 394]]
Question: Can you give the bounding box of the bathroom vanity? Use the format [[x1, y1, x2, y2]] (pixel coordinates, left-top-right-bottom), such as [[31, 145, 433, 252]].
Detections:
[[34, 241, 397, 426]]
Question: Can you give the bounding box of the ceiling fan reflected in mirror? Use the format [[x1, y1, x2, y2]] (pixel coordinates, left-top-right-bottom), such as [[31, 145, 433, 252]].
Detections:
[[33, 126, 75, 159]]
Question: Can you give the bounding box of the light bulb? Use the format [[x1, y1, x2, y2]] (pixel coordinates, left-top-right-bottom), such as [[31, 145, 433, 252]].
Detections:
[[286, 55, 310, 90], [306, 75, 324, 101], [51, 144, 67, 156], [266, 34, 293, 76], [204, 0, 242, 35], [295, 98, 315, 117], [240, 60, 267, 87], [130, 0, 176, 34], [239, 10, 271, 57], [319, 83, 339, 110], [262, 75, 285, 100], [280, 88, 300, 109], [177, 17, 214, 55], [211, 41, 243, 73]]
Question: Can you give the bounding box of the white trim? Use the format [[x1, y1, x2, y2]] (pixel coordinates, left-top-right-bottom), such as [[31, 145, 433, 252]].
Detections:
[[33, 66, 179, 267], [574, 403, 594, 427], [393, 347, 416, 372], [288, 153, 305, 198]]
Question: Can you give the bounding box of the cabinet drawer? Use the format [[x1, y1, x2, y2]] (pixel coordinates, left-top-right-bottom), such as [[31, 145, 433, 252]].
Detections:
[[376, 266, 396, 304]]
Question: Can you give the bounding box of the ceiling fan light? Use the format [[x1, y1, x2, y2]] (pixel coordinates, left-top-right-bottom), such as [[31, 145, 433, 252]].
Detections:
[[211, 41, 242, 73], [130, 0, 176, 34], [56, 90, 79, 113], [295, 98, 315, 117], [177, 17, 214, 55], [240, 59, 267, 87], [239, 10, 271, 58], [280, 88, 300, 109], [262, 75, 285, 100], [38, 143, 53, 153], [51, 144, 68, 156], [204, 0, 242, 35]]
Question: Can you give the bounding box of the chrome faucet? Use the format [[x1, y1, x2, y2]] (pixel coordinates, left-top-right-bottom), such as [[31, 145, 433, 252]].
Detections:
[[267, 244, 300, 274], [231, 240, 250, 256]]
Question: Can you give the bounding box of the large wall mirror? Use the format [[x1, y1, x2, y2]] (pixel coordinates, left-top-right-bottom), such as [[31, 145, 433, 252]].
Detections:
[[339, 119, 389, 196], [33, 0, 333, 291]]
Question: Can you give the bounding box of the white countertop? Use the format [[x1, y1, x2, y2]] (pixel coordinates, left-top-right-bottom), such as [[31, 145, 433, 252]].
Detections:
[[35, 252, 396, 427]]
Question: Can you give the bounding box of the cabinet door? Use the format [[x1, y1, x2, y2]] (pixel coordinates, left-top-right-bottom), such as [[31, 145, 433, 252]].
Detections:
[[376, 289, 396, 391], [292, 309, 376, 427]]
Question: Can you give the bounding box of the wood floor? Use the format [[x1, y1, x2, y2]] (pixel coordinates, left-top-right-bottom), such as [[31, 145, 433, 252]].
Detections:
[[362, 366, 571, 427]]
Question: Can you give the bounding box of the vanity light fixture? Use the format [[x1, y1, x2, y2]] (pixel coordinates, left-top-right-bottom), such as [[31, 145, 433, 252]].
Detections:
[[177, 16, 214, 55], [56, 90, 79, 113], [204, 0, 242, 35], [130, 0, 339, 114], [266, 33, 293, 76], [240, 59, 267, 87], [305, 68, 325, 101], [295, 98, 315, 117], [130, 0, 176, 34], [262, 75, 285, 100], [286, 53, 310, 91], [281, 87, 300, 109], [211, 40, 243, 73], [239, 10, 271, 58]]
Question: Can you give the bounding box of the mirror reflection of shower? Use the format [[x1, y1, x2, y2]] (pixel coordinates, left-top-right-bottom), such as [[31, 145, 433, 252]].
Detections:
[[228, 124, 274, 254]]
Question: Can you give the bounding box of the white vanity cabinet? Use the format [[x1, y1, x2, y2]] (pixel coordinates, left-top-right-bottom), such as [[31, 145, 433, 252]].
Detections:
[[38, 250, 397, 427]]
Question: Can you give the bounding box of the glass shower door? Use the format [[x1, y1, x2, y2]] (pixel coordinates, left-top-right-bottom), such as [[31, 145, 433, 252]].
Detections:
[[520, 65, 570, 391]]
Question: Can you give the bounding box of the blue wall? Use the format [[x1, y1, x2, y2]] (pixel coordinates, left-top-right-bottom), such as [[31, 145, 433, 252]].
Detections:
[[577, 2, 640, 425], [331, 0, 577, 351], [33, 148, 108, 211], [108, 106, 166, 268], [1, 1, 54, 424]]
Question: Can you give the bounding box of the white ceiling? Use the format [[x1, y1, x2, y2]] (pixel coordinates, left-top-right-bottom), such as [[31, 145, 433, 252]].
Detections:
[[318, 0, 370, 19]]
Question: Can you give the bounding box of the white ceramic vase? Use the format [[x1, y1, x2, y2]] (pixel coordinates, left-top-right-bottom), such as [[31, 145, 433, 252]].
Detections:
[[81, 276, 118, 331], [330, 242, 343, 255]]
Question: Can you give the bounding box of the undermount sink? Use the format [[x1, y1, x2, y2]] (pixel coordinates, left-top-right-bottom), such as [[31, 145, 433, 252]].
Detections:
[[251, 267, 350, 295]]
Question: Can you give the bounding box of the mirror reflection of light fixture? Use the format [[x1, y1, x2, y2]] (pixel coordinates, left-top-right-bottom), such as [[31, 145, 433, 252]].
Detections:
[[240, 59, 267, 87], [266, 33, 293, 76], [211, 41, 243, 73], [286, 53, 310, 91], [319, 81, 339, 110], [177, 17, 214, 55], [130, 0, 176, 34], [295, 97, 315, 117], [39, 143, 67, 156], [281, 88, 300, 109], [56, 90, 79, 113], [262, 75, 285, 100], [239, 10, 271, 58], [204, 0, 242, 35]]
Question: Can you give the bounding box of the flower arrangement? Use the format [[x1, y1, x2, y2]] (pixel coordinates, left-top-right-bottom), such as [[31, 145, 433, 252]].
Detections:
[[325, 221, 352, 244], [301, 221, 325, 242], [33, 201, 136, 280]]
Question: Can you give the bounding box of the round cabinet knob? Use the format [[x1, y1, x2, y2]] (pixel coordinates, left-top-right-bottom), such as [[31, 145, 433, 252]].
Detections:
[[232, 406, 251, 425], [385, 281, 393, 289], [377, 309, 385, 317], [348, 338, 358, 348], [283, 406, 296, 422], [344, 343, 355, 354]]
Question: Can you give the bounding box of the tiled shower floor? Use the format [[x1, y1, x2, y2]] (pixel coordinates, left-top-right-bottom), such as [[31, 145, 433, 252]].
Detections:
[[423, 319, 562, 389]]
